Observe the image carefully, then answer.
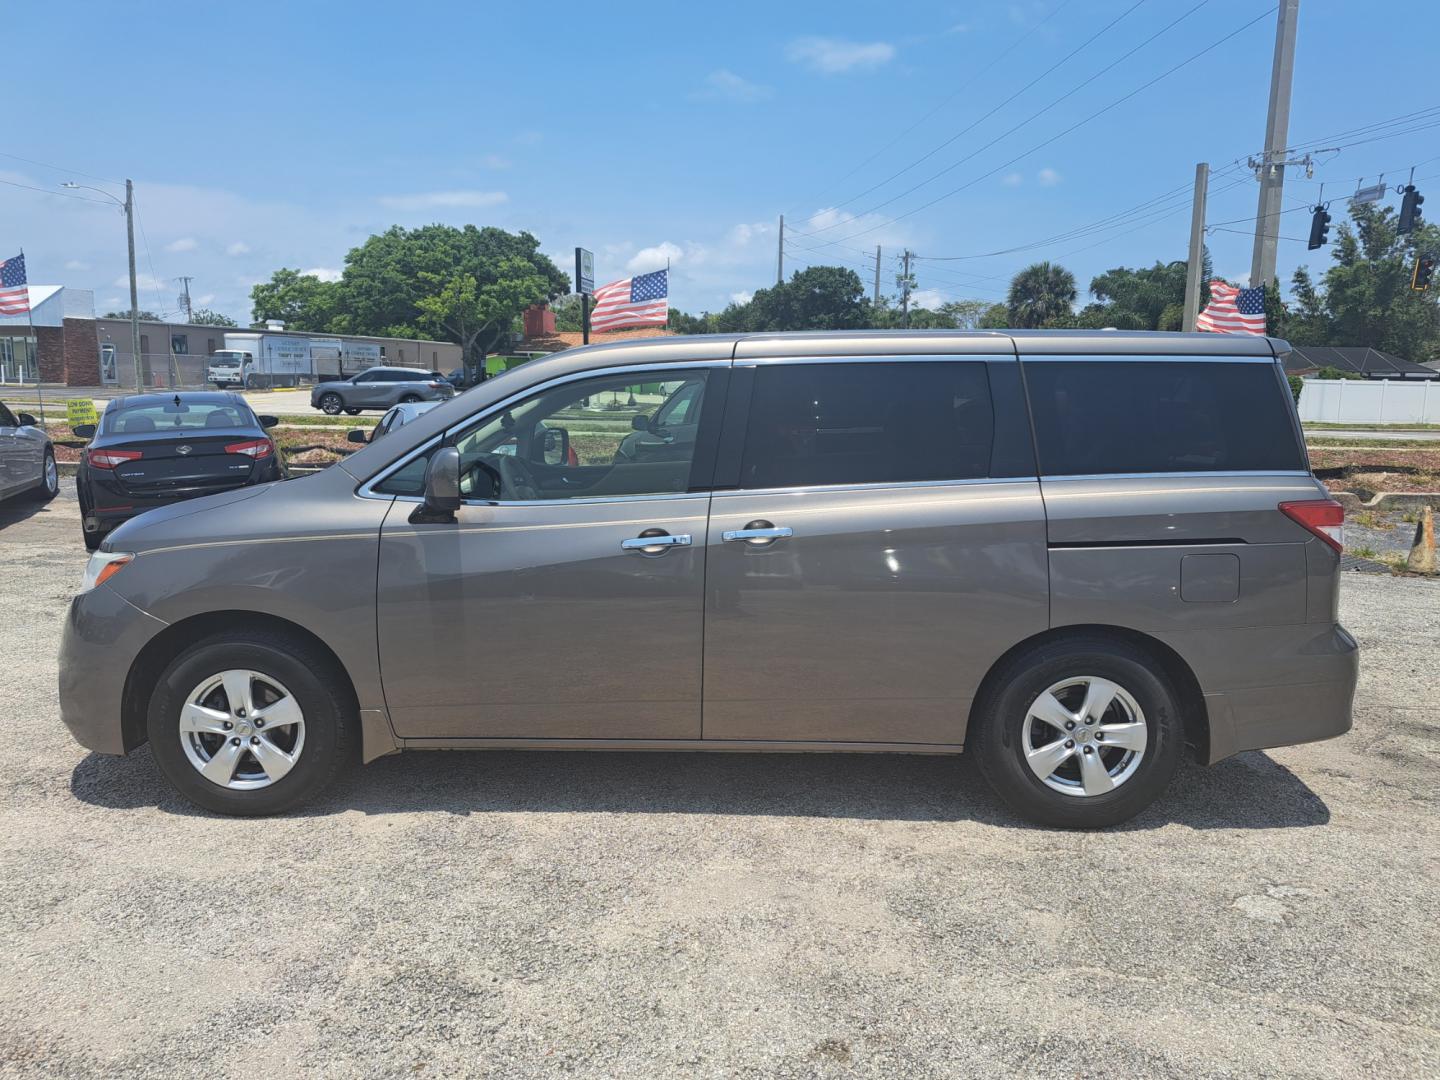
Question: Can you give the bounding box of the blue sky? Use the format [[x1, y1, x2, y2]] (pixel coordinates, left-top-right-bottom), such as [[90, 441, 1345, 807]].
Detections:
[[4, 0, 1439, 322]]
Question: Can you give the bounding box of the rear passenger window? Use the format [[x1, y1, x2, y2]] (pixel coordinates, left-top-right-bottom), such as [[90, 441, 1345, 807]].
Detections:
[[1024, 361, 1304, 476], [739, 362, 994, 490]]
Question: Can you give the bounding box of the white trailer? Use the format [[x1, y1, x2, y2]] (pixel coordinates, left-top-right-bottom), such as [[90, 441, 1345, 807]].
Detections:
[[210, 333, 317, 388]]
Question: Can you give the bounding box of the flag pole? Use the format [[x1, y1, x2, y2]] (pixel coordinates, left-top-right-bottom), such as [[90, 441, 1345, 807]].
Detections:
[[20, 249, 44, 429], [664, 258, 670, 330]]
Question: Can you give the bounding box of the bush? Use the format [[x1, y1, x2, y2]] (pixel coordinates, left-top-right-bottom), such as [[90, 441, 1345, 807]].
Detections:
[[1288, 374, 1304, 403]]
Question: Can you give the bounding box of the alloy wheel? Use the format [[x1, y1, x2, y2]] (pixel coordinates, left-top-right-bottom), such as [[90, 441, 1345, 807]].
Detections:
[[179, 670, 306, 790], [1020, 676, 1148, 797], [43, 452, 58, 494]]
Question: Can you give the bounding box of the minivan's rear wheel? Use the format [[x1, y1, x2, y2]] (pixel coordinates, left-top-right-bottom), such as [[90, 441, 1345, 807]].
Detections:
[[147, 630, 356, 815], [318, 393, 343, 415], [970, 637, 1183, 828]]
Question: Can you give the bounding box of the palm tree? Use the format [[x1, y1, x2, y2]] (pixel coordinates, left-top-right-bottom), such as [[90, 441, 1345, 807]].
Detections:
[[1006, 262, 1077, 328]]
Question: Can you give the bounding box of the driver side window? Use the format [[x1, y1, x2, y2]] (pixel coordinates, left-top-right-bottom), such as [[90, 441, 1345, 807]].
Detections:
[[377, 369, 711, 502]]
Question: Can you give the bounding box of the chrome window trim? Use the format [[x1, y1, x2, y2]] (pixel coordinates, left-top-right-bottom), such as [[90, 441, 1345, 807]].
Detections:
[[357, 359, 729, 502], [739, 354, 1011, 366], [1020, 355, 1278, 364], [716, 475, 1034, 498], [1038, 470, 1314, 482]]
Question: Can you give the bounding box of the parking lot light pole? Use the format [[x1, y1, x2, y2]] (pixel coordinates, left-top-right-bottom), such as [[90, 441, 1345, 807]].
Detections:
[[63, 179, 142, 390]]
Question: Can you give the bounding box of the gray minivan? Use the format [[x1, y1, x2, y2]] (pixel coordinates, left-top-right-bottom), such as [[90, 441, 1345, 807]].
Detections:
[[59, 331, 1358, 826]]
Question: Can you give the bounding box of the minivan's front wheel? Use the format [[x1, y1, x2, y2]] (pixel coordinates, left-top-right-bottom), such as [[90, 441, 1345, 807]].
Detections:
[[147, 630, 356, 815], [971, 637, 1184, 828]]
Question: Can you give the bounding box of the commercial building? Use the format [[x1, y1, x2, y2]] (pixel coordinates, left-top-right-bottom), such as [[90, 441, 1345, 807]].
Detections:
[[1, 285, 463, 388]]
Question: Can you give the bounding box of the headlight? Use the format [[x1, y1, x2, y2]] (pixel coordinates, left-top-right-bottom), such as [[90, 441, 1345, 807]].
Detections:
[[81, 550, 135, 592]]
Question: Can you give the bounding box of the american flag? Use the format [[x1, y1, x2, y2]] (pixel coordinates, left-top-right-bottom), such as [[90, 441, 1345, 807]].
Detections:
[[589, 269, 668, 332], [0, 253, 30, 316], [1195, 279, 1266, 335]]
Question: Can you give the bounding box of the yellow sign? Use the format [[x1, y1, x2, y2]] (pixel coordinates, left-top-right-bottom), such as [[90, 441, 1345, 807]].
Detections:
[[65, 398, 99, 427]]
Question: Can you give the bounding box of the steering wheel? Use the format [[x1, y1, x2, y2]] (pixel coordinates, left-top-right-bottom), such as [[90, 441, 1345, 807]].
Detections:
[[494, 453, 541, 501]]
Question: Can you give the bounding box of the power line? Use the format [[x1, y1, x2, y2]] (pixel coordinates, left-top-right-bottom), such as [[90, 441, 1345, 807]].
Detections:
[[810, 0, 1154, 219], [0, 176, 115, 204], [790, 0, 1228, 248], [784, 0, 1078, 217], [0, 151, 125, 188]]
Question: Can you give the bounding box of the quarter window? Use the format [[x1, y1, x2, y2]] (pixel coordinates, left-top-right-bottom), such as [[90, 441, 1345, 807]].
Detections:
[[738, 362, 995, 490], [1023, 361, 1304, 476]]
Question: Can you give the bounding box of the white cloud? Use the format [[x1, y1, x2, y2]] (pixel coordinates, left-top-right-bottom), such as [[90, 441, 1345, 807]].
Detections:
[[627, 242, 684, 274], [1002, 172, 1024, 187], [1037, 167, 1062, 187], [728, 221, 771, 247], [165, 237, 197, 253], [378, 190, 508, 211], [113, 272, 169, 293], [65, 259, 91, 271], [103, 297, 121, 308], [697, 69, 771, 103], [193, 293, 215, 306], [514, 131, 543, 146], [226, 241, 251, 256], [786, 37, 895, 74], [946, 23, 969, 34], [482, 154, 512, 169], [301, 267, 343, 283], [731, 291, 754, 305], [910, 288, 948, 310]]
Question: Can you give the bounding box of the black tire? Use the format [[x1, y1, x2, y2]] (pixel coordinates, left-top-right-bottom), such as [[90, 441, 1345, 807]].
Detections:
[[146, 629, 357, 816], [344, 408, 362, 416], [399, 394, 422, 404], [83, 529, 102, 552], [25, 448, 59, 502], [969, 636, 1184, 829], [318, 393, 344, 416]]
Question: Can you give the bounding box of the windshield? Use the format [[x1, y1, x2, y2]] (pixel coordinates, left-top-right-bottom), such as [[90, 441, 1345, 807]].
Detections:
[[103, 400, 254, 435]]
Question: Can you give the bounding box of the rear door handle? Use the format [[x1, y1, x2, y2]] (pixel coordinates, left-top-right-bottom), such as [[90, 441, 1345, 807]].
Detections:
[[722, 525, 793, 544], [621, 532, 692, 555]]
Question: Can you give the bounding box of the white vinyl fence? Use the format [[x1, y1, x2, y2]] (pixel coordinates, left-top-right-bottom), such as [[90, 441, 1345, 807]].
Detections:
[[1297, 378, 1440, 424]]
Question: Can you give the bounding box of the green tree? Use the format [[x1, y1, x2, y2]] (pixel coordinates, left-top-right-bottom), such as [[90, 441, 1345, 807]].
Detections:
[[1288, 202, 1440, 360], [249, 269, 342, 332], [667, 308, 712, 334], [1087, 260, 1188, 330], [1006, 261, 1077, 328], [741, 266, 870, 331], [338, 225, 568, 376], [978, 303, 1010, 329], [103, 308, 160, 321], [188, 308, 237, 327], [415, 258, 552, 377]]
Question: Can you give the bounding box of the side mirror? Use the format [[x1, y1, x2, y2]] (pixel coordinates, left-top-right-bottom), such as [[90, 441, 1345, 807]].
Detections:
[[73, 423, 97, 439], [347, 429, 370, 444], [258, 414, 279, 428], [410, 446, 461, 523], [16, 412, 38, 427], [630, 413, 651, 431], [541, 425, 570, 466]]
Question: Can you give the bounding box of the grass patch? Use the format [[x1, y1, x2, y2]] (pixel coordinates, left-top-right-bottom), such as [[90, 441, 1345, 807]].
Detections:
[[1307, 437, 1440, 450], [1350, 544, 1378, 559], [1304, 422, 1440, 431]]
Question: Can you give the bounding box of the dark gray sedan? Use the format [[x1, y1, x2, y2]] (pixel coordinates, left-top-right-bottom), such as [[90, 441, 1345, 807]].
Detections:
[[310, 367, 454, 416], [0, 400, 58, 505]]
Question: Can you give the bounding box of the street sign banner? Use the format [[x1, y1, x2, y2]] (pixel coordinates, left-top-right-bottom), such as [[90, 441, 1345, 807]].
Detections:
[[66, 398, 98, 427], [1352, 182, 1387, 205], [575, 248, 595, 296]]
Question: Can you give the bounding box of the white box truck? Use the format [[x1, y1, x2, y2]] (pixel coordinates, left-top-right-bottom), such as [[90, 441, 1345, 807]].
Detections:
[[209, 334, 385, 387]]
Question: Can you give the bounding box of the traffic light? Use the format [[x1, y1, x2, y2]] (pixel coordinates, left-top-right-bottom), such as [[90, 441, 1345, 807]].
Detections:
[[1398, 185, 1424, 234], [1307, 205, 1332, 250], [1413, 253, 1437, 292]]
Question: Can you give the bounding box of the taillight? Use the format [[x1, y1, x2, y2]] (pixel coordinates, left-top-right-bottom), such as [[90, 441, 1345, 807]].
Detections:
[[1279, 499, 1345, 553], [225, 438, 274, 459], [86, 448, 142, 470]]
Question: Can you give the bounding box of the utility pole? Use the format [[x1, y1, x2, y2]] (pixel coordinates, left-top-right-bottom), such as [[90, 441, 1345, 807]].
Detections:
[[176, 276, 193, 323], [776, 214, 784, 285], [125, 179, 141, 390], [900, 249, 914, 329], [1249, 0, 1300, 291], [1183, 163, 1209, 332], [873, 246, 882, 307]]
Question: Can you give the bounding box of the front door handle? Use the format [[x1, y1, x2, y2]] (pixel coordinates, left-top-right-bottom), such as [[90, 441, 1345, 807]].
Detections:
[[722, 522, 793, 545], [621, 531, 692, 555]]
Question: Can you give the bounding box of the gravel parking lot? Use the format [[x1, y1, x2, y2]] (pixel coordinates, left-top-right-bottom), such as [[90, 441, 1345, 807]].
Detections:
[[2, 483, 1437, 1078]]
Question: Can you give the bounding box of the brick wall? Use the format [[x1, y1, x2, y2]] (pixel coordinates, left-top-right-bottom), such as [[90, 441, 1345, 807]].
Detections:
[[62, 319, 99, 385], [36, 327, 65, 382]]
